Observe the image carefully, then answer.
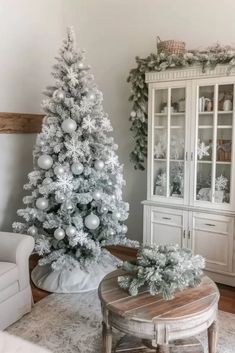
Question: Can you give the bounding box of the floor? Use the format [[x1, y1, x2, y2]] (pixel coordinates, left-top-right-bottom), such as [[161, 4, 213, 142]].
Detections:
[[30, 245, 235, 314]]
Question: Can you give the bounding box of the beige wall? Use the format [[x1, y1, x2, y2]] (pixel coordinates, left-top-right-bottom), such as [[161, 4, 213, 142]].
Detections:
[[1, 0, 235, 241]]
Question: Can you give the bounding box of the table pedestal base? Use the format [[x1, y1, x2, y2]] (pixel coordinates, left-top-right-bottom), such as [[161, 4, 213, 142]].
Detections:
[[115, 336, 203, 353]]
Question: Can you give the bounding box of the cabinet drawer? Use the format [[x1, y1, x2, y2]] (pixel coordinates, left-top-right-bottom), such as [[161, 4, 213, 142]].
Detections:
[[194, 216, 230, 234], [152, 209, 182, 226]]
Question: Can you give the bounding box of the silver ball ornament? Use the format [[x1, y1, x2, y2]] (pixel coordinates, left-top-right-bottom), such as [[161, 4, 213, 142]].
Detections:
[[36, 197, 49, 210], [27, 226, 38, 237], [66, 201, 74, 211], [54, 165, 65, 176], [101, 206, 108, 213], [130, 111, 136, 118], [65, 226, 76, 237], [53, 89, 65, 102], [38, 155, 53, 170], [113, 144, 118, 150], [85, 213, 100, 230], [107, 180, 112, 186], [94, 160, 104, 171], [43, 177, 53, 185], [55, 194, 66, 203], [71, 162, 84, 175], [93, 190, 102, 201], [61, 118, 77, 133], [78, 62, 84, 69], [88, 93, 95, 100], [112, 211, 121, 220], [54, 228, 65, 240], [109, 229, 115, 236], [122, 225, 128, 234]]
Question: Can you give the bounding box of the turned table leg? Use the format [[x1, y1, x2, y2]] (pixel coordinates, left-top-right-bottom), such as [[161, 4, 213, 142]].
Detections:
[[208, 321, 218, 353], [102, 321, 112, 353], [156, 344, 170, 353]]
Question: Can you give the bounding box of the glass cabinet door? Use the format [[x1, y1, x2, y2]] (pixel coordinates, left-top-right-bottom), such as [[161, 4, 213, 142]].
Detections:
[[153, 87, 186, 200], [196, 83, 233, 205]]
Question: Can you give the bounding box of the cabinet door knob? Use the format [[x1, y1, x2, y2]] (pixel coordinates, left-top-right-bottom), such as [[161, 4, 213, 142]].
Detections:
[[162, 217, 171, 220], [183, 230, 186, 238], [188, 230, 191, 239], [205, 223, 215, 227]]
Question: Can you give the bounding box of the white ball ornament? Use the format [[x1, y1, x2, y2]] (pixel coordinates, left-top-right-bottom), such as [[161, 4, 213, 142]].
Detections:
[[53, 89, 65, 102], [65, 226, 76, 237], [85, 213, 100, 230], [38, 155, 53, 170], [54, 165, 65, 176], [93, 190, 102, 201], [36, 197, 49, 210], [107, 180, 112, 186], [101, 206, 108, 213], [94, 160, 104, 171], [122, 225, 128, 234], [65, 201, 74, 211], [61, 118, 77, 133], [113, 144, 118, 150], [27, 226, 38, 237], [71, 162, 84, 175], [112, 211, 121, 220], [54, 228, 65, 240], [88, 93, 95, 100], [130, 111, 136, 118]]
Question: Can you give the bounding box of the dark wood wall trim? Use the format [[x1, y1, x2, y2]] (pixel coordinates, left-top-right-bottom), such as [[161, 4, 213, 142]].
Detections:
[[0, 112, 44, 133]]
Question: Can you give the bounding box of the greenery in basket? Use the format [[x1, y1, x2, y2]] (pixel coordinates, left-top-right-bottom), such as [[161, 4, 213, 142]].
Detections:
[[118, 244, 205, 300], [128, 44, 235, 170]]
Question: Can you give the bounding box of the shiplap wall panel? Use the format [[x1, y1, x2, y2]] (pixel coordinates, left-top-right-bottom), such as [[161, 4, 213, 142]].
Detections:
[[0, 113, 44, 133]]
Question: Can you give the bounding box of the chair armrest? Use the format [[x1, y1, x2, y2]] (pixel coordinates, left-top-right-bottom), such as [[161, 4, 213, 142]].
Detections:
[[0, 232, 35, 290]]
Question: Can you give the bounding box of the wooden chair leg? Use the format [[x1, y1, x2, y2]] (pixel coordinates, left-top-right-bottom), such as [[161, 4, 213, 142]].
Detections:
[[208, 321, 218, 353], [102, 321, 112, 353]]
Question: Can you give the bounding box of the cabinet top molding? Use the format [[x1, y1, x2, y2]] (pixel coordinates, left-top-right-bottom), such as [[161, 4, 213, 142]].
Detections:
[[145, 64, 235, 83]]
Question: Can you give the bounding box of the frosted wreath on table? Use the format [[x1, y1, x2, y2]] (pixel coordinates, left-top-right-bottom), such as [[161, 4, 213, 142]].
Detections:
[[118, 244, 205, 300], [13, 27, 138, 293]]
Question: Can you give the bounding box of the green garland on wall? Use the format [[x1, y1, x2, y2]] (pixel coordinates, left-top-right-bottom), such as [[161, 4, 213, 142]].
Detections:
[[128, 45, 235, 170]]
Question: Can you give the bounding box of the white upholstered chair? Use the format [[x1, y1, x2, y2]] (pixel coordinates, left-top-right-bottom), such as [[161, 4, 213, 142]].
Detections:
[[0, 232, 35, 330]]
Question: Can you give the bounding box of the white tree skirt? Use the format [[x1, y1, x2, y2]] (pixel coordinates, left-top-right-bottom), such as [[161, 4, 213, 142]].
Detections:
[[31, 251, 121, 293]]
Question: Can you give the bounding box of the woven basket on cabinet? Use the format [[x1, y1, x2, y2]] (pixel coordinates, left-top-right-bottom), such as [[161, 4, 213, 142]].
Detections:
[[157, 36, 186, 55]]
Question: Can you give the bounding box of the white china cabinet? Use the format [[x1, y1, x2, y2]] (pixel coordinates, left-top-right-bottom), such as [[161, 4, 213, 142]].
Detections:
[[143, 65, 235, 286]]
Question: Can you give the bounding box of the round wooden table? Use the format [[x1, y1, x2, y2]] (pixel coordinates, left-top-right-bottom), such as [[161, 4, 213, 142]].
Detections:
[[98, 270, 220, 353]]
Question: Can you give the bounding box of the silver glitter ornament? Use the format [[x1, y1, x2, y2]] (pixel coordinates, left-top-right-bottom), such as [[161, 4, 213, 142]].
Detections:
[[61, 118, 77, 133], [94, 160, 104, 171], [71, 162, 84, 175], [85, 213, 100, 230], [65, 225, 76, 237], [27, 225, 38, 236], [112, 211, 121, 220], [122, 224, 128, 233], [36, 197, 49, 210], [53, 89, 65, 102], [54, 165, 65, 176], [38, 155, 53, 170], [54, 228, 65, 240], [93, 190, 102, 201]]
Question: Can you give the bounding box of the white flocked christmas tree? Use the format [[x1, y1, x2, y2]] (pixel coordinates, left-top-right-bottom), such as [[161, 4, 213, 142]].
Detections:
[[13, 27, 137, 293]]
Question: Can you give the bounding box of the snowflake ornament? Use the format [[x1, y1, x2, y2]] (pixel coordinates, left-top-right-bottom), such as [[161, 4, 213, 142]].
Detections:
[[55, 173, 74, 193], [82, 116, 96, 132], [106, 152, 119, 170], [215, 174, 228, 191], [197, 140, 210, 159], [67, 68, 78, 86]]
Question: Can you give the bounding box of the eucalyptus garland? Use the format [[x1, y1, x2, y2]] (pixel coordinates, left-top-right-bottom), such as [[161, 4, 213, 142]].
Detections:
[[118, 244, 205, 300], [128, 44, 235, 170]]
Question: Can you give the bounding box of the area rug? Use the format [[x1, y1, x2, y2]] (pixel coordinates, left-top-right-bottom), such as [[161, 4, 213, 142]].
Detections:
[[7, 290, 235, 353]]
